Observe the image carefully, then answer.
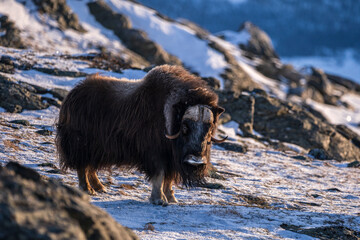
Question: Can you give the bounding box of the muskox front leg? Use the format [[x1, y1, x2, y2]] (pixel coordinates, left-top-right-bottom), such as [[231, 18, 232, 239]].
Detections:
[[163, 178, 178, 203], [149, 171, 168, 206], [77, 167, 96, 195], [88, 169, 107, 193]]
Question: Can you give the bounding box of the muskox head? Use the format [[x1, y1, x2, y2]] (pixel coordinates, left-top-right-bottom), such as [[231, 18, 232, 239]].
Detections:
[[165, 104, 225, 186]]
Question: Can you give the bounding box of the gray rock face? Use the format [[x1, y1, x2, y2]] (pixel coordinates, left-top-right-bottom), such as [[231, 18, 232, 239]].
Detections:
[[87, 0, 181, 66], [0, 162, 138, 240], [0, 16, 26, 49], [218, 91, 360, 161], [207, 35, 260, 93], [32, 0, 86, 32], [0, 74, 49, 113], [217, 91, 255, 136], [238, 21, 279, 60], [281, 224, 360, 239]]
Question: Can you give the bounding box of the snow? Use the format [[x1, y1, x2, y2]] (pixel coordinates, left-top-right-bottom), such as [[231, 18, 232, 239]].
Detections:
[[1, 45, 359, 238], [306, 93, 360, 136], [107, 0, 228, 83], [283, 50, 360, 84], [0, 0, 126, 55], [0, 0, 360, 239], [1, 106, 359, 239], [216, 29, 250, 46]]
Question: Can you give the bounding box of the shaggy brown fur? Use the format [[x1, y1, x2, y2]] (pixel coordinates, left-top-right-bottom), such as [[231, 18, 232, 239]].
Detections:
[[56, 65, 224, 204]]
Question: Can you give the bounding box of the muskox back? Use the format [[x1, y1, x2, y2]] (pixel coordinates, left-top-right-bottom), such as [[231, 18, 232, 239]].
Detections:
[[56, 74, 167, 174], [56, 65, 223, 203]]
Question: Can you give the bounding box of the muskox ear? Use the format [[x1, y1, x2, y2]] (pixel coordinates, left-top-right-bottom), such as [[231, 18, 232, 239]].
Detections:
[[212, 106, 225, 116], [212, 106, 225, 123]]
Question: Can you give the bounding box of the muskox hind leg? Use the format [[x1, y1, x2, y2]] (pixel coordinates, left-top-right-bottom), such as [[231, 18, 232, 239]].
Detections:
[[77, 167, 96, 195], [163, 178, 178, 203], [88, 169, 107, 193], [149, 171, 168, 206]]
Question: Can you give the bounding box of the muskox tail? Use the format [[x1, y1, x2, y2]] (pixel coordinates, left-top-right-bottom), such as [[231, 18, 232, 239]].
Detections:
[[55, 98, 95, 171], [56, 123, 87, 171]]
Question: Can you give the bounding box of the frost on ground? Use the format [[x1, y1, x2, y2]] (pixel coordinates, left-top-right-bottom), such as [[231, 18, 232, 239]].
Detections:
[[1, 0, 360, 238], [1, 107, 359, 240]]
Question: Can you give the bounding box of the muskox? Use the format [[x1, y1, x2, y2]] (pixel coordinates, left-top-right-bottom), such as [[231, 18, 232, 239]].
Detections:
[[56, 65, 225, 205]]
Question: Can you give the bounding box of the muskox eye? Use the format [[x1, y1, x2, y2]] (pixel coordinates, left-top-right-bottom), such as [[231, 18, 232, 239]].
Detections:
[[182, 124, 189, 135]]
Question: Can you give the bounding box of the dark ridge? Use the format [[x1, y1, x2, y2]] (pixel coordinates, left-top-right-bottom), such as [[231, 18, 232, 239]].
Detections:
[[87, 0, 181, 66], [32, 0, 86, 32]]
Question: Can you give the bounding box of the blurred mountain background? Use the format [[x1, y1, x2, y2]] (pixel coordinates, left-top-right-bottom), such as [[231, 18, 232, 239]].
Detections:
[[138, 0, 360, 82]]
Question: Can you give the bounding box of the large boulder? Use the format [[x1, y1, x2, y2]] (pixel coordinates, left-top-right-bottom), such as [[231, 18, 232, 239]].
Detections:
[[0, 162, 138, 240], [218, 90, 360, 161]]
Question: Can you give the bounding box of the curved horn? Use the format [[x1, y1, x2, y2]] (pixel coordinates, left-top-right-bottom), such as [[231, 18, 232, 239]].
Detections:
[[211, 135, 228, 143], [165, 131, 181, 140]]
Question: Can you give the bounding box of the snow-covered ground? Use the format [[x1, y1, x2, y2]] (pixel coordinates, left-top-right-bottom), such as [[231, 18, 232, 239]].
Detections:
[[1, 0, 360, 239], [1, 104, 359, 239]]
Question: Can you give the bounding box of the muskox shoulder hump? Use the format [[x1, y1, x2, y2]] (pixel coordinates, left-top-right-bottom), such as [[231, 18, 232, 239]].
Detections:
[[84, 74, 143, 97]]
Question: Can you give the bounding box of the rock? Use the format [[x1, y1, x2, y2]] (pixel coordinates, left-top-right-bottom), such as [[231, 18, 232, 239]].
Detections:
[[33, 0, 86, 32], [87, 0, 181, 66], [281, 224, 360, 239], [239, 194, 269, 208], [326, 72, 360, 93], [201, 182, 226, 190], [71, 51, 149, 73], [217, 91, 254, 136], [0, 74, 49, 113], [256, 62, 304, 85], [238, 21, 279, 60], [218, 90, 360, 161], [0, 162, 138, 240], [208, 40, 260, 93], [252, 93, 360, 161], [49, 88, 69, 101], [9, 120, 30, 126], [144, 223, 155, 231], [214, 141, 247, 153], [0, 55, 15, 74], [36, 129, 53, 136], [348, 160, 360, 168], [0, 15, 26, 49], [202, 77, 221, 90], [304, 67, 338, 105], [220, 66, 260, 93], [291, 155, 307, 160], [334, 124, 360, 149], [33, 67, 87, 78], [308, 149, 330, 160]]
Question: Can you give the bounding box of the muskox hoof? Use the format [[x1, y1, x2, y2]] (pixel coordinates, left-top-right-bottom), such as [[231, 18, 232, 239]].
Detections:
[[166, 195, 178, 204], [93, 185, 107, 193], [80, 185, 97, 195], [96, 187, 107, 193], [150, 197, 168, 206]]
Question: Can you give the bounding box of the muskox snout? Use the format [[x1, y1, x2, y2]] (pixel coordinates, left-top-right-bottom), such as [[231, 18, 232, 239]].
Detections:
[[184, 154, 206, 165]]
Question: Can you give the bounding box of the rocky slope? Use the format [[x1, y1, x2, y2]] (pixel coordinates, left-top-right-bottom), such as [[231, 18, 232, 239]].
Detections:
[[0, 0, 359, 239]]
